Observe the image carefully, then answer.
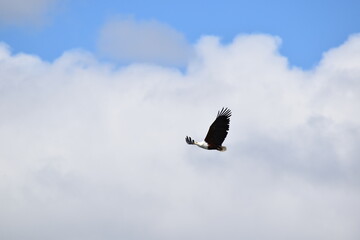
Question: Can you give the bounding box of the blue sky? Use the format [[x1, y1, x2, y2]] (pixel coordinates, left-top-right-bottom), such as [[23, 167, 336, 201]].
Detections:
[[1, 0, 360, 68]]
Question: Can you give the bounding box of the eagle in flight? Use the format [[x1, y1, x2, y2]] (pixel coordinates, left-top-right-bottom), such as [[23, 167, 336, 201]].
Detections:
[[185, 107, 231, 151]]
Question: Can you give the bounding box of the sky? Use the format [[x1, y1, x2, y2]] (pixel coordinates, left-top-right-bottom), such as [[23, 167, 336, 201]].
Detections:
[[1, 0, 360, 68], [0, 1, 360, 240]]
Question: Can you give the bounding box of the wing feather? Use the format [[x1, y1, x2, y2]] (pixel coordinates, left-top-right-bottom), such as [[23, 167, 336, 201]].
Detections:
[[204, 107, 231, 148]]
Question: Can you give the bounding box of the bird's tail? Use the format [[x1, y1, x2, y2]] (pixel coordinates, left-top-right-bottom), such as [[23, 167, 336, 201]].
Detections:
[[185, 136, 195, 145], [218, 146, 227, 152]]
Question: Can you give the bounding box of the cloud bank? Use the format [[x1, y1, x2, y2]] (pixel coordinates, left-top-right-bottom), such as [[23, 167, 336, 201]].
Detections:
[[0, 0, 59, 26], [98, 17, 192, 66], [0, 34, 360, 240]]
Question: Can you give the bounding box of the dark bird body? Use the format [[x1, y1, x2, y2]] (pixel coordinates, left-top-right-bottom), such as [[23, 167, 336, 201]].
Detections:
[[186, 108, 231, 151]]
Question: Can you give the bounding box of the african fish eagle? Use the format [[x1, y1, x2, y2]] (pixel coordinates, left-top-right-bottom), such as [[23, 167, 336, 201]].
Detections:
[[185, 107, 231, 151]]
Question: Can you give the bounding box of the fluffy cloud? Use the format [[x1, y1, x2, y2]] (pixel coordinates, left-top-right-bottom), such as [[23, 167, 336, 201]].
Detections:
[[0, 0, 59, 25], [98, 17, 193, 66], [0, 34, 359, 240]]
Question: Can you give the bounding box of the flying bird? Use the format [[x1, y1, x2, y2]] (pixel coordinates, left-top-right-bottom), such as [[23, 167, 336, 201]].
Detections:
[[185, 107, 231, 151]]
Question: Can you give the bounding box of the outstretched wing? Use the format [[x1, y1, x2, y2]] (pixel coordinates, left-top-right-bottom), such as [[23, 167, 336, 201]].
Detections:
[[185, 136, 195, 145], [204, 107, 231, 147]]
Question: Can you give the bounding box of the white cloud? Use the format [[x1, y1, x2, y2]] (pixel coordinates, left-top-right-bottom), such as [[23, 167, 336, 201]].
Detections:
[[0, 0, 60, 26], [0, 34, 360, 240], [98, 17, 193, 66]]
